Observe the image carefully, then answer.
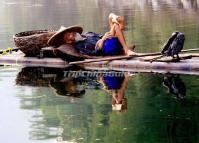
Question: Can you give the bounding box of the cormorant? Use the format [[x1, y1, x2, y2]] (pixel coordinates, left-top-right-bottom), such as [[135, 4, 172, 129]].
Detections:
[[161, 31, 185, 60]]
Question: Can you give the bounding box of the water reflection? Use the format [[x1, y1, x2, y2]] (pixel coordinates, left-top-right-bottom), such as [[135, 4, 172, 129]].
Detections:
[[98, 75, 129, 113], [98, 0, 199, 10], [163, 74, 186, 99], [166, 115, 197, 143], [15, 67, 132, 141], [16, 67, 189, 110], [16, 66, 131, 100], [16, 67, 95, 97], [14, 67, 199, 142]]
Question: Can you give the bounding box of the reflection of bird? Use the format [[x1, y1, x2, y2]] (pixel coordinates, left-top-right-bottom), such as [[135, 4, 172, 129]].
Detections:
[[161, 32, 185, 60], [163, 74, 186, 99]]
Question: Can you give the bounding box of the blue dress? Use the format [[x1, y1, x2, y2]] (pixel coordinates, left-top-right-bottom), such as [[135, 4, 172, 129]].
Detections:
[[75, 32, 124, 56], [102, 37, 124, 56]]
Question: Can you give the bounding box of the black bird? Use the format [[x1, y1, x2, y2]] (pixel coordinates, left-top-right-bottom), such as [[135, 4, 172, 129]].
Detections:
[[161, 31, 185, 60]]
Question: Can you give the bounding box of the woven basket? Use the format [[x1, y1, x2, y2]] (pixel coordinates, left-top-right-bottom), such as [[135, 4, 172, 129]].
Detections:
[[13, 30, 56, 57]]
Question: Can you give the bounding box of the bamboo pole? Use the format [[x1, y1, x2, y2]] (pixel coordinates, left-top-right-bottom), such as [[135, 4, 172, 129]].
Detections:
[[69, 48, 199, 65]]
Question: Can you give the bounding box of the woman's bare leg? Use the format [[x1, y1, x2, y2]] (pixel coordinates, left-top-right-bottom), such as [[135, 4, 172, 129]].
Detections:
[[108, 13, 128, 52], [108, 13, 135, 55], [96, 13, 135, 55], [111, 23, 135, 55]]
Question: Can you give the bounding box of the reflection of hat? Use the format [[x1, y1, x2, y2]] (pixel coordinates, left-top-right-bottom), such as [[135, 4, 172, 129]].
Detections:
[[47, 25, 83, 46], [50, 78, 85, 98]]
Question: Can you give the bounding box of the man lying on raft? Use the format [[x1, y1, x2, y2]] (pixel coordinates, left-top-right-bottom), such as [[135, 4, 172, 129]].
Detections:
[[47, 13, 135, 58]]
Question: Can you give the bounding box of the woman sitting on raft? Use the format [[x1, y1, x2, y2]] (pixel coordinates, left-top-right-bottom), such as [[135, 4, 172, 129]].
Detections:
[[47, 13, 135, 57], [95, 13, 135, 56]]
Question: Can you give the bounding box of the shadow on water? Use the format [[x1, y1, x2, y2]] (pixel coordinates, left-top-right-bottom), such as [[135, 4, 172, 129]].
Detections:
[[14, 66, 199, 142], [163, 74, 186, 99]]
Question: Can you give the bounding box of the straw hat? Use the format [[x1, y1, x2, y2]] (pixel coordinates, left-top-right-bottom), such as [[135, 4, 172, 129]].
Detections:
[[47, 25, 83, 46]]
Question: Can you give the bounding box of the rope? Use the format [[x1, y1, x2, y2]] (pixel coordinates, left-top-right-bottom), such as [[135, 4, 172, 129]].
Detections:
[[0, 47, 13, 56]]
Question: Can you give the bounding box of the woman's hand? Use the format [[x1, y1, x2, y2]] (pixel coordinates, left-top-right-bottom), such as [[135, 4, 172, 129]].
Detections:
[[96, 32, 114, 49], [102, 32, 114, 41]]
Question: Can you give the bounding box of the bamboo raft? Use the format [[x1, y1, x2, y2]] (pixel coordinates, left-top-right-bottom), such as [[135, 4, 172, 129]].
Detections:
[[1, 51, 199, 75], [8, 29, 199, 75]]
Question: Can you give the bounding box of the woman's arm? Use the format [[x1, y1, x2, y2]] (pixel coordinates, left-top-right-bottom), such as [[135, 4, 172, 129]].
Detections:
[[95, 32, 113, 49]]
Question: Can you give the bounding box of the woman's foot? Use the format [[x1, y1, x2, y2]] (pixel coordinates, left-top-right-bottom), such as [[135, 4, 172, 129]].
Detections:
[[125, 50, 136, 56], [109, 13, 125, 30], [112, 16, 125, 30]]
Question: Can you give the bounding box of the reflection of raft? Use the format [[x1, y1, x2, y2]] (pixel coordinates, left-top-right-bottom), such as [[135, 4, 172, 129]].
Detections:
[[16, 67, 91, 97], [13, 30, 56, 57]]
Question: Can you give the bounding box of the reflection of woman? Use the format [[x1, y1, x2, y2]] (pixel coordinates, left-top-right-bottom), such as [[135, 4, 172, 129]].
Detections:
[[98, 74, 129, 112]]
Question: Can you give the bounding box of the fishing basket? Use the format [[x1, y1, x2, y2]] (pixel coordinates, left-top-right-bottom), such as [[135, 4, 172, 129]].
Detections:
[[13, 30, 56, 57]]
